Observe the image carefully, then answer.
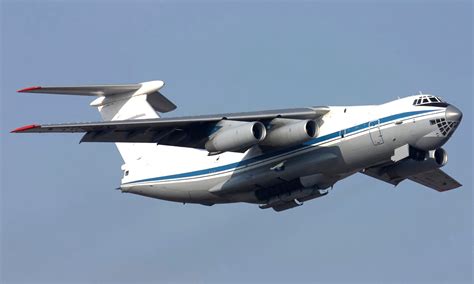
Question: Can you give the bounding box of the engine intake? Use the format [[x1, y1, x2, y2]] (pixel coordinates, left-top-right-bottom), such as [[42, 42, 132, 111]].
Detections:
[[260, 118, 319, 147], [205, 121, 266, 153]]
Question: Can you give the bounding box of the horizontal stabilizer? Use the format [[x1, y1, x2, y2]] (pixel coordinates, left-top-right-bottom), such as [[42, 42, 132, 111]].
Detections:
[[17, 80, 177, 113], [18, 84, 141, 96]]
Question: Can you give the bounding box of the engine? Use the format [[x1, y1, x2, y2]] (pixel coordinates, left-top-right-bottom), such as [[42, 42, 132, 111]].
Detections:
[[205, 121, 266, 153], [260, 118, 319, 147], [385, 148, 448, 179]]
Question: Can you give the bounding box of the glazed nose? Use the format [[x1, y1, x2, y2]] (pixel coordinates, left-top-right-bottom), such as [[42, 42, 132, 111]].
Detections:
[[445, 104, 463, 122]]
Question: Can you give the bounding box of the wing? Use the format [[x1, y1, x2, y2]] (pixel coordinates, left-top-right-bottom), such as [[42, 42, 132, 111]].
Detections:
[[408, 169, 461, 192], [362, 164, 461, 192], [12, 107, 329, 149], [361, 163, 403, 186]]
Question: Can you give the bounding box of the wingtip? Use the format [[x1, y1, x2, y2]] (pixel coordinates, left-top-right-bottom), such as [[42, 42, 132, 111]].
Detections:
[[17, 86, 42, 93], [11, 124, 40, 133]]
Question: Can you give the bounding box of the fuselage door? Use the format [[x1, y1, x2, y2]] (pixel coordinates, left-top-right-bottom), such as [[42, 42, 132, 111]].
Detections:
[[369, 120, 384, 145]]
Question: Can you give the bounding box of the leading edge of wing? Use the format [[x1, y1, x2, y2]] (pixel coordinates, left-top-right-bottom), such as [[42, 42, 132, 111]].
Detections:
[[11, 107, 330, 133], [17, 84, 142, 96]]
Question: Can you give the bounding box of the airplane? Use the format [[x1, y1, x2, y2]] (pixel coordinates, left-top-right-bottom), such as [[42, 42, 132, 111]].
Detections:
[[12, 80, 463, 212]]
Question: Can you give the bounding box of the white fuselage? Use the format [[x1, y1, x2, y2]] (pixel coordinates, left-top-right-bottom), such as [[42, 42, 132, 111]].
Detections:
[[120, 95, 453, 205]]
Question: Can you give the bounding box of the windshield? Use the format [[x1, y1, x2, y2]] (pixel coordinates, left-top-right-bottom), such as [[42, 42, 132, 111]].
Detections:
[[413, 95, 446, 106]]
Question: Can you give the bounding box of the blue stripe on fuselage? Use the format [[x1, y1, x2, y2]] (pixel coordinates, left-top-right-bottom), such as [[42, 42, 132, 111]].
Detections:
[[123, 109, 438, 185]]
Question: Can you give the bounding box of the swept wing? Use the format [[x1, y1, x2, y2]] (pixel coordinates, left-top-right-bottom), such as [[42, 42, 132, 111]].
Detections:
[[362, 164, 461, 192], [13, 107, 329, 149]]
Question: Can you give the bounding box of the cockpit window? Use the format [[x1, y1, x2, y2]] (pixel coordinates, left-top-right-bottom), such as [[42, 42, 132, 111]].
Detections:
[[412, 94, 448, 106]]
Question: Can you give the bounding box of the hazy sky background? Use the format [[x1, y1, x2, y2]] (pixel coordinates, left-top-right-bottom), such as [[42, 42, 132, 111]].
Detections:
[[1, 1, 472, 283]]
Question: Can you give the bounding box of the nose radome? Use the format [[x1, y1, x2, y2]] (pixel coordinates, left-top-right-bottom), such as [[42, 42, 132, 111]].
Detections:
[[445, 104, 463, 122]]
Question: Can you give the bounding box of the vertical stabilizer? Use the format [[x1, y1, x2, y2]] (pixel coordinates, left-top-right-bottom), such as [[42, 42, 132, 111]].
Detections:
[[89, 80, 175, 163], [16, 80, 178, 164]]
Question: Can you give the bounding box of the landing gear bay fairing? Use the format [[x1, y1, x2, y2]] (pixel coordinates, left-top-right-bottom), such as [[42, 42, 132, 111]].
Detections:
[[12, 80, 463, 212]]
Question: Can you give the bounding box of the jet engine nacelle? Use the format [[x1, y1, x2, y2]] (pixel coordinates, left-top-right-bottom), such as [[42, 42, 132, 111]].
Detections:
[[260, 118, 319, 147], [205, 121, 267, 153], [386, 148, 448, 179]]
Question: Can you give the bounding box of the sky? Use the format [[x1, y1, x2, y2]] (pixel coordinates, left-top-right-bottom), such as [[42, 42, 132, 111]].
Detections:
[[1, 1, 472, 283]]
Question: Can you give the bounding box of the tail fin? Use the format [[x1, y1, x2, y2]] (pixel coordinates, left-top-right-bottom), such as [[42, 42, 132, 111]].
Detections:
[[87, 80, 176, 121], [19, 80, 176, 163]]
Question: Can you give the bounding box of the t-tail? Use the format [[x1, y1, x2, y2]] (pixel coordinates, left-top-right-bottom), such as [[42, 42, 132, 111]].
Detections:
[[17, 80, 176, 163]]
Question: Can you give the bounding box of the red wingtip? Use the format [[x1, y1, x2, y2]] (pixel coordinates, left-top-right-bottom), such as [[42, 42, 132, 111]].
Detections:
[[17, 86, 42, 93], [11, 124, 40, 133]]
